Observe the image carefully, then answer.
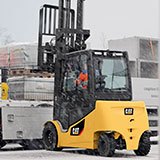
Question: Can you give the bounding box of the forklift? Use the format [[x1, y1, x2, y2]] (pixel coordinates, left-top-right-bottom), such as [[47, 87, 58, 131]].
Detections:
[[37, 0, 151, 157]]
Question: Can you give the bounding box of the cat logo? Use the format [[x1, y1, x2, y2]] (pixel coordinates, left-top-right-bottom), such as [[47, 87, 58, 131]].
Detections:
[[70, 120, 85, 136], [72, 128, 80, 135], [124, 108, 134, 115]]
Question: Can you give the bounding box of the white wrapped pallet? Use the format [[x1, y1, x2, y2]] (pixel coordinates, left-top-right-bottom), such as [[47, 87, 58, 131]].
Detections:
[[0, 47, 8, 67], [8, 76, 54, 101], [0, 43, 38, 69]]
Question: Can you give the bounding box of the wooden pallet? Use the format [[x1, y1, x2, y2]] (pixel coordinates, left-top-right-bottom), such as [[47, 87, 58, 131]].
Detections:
[[9, 69, 54, 78]]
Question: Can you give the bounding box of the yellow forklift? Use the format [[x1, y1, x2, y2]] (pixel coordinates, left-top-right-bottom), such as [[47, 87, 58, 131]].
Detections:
[[37, 0, 151, 157]]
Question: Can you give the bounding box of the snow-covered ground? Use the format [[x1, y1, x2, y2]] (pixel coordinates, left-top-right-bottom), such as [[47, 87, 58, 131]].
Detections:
[[0, 144, 159, 160]]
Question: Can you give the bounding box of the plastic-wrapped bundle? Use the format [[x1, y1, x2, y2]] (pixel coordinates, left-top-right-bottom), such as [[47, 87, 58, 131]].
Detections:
[[8, 76, 54, 101], [0, 47, 9, 67], [0, 43, 38, 69]]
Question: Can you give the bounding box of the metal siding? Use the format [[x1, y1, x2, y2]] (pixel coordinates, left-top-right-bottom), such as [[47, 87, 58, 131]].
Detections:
[[1, 102, 53, 140]]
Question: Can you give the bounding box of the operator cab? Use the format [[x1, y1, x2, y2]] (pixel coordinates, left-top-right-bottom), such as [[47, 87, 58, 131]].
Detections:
[[53, 49, 132, 130]]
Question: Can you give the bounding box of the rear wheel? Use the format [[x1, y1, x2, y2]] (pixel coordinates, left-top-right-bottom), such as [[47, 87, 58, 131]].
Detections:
[[134, 131, 151, 156], [42, 123, 62, 151], [97, 133, 116, 157]]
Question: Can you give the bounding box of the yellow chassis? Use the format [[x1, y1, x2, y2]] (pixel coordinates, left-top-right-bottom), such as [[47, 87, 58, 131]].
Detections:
[[49, 101, 149, 150]]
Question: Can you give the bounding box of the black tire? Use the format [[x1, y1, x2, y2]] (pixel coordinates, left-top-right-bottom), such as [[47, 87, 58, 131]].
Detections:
[[42, 123, 62, 151], [97, 133, 116, 157], [0, 131, 6, 149], [134, 131, 151, 156]]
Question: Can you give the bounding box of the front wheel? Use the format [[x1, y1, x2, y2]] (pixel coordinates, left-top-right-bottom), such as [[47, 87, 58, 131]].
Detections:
[[42, 123, 62, 151], [134, 131, 151, 156], [97, 133, 116, 157]]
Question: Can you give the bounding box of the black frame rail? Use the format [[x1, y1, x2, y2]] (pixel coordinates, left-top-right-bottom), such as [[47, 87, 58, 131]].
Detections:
[[37, 1, 90, 72], [38, 4, 75, 71]]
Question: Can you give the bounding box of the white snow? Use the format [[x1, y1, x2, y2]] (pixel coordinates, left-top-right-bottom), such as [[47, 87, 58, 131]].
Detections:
[[0, 144, 159, 160]]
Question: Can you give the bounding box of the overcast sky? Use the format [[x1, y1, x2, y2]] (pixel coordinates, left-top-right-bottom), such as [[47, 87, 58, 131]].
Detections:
[[0, 0, 159, 48]]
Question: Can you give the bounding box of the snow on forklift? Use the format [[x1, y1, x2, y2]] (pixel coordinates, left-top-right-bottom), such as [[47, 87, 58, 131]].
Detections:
[[38, 0, 151, 157]]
